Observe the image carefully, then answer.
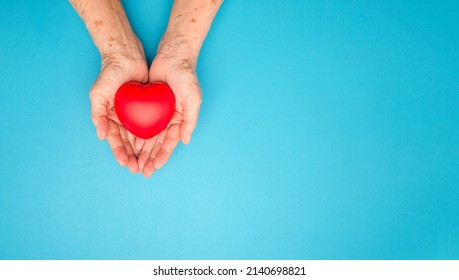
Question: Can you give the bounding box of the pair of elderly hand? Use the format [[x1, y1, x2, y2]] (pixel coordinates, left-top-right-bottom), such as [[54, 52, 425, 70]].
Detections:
[[71, 0, 222, 177], [90, 37, 201, 177]]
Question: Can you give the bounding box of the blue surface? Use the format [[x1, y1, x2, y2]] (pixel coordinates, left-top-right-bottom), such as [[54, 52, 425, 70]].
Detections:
[[1, 0, 458, 259]]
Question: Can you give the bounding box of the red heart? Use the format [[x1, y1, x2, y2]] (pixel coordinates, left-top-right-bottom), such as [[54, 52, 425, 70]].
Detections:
[[115, 82, 175, 139]]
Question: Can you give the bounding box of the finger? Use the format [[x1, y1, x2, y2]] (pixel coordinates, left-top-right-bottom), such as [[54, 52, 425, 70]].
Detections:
[[179, 91, 202, 145], [119, 126, 139, 173], [106, 119, 128, 166], [127, 132, 140, 157], [150, 130, 167, 160], [134, 137, 146, 155], [143, 130, 167, 178], [142, 160, 155, 178], [138, 137, 156, 171], [95, 116, 109, 140], [154, 124, 180, 170]]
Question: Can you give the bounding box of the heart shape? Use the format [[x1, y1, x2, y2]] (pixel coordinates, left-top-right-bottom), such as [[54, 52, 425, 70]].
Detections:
[[115, 82, 175, 139]]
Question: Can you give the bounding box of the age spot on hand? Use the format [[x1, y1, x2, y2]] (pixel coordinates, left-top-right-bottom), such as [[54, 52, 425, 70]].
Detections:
[[94, 20, 104, 27]]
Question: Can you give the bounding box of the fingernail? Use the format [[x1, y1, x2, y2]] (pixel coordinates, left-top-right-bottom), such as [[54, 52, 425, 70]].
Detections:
[[185, 135, 191, 144], [97, 128, 101, 140]]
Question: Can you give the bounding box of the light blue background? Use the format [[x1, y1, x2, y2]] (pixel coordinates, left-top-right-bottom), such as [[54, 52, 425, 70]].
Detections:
[[1, 0, 458, 259]]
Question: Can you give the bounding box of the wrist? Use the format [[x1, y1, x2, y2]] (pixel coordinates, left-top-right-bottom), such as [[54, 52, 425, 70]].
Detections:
[[156, 0, 223, 66], [99, 33, 145, 62], [92, 13, 144, 61], [156, 30, 200, 69], [72, 0, 144, 61]]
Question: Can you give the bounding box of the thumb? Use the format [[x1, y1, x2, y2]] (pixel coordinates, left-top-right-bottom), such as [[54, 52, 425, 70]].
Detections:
[[89, 76, 115, 141], [180, 92, 202, 144]]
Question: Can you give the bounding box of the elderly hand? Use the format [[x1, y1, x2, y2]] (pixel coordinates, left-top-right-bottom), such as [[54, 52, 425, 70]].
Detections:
[[71, 0, 222, 177], [136, 0, 223, 177], [137, 52, 202, 177], [89, 46, 149, 173]]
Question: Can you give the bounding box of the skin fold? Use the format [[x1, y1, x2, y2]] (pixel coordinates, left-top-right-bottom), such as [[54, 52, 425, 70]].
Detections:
[[69, 0, 223, 177]]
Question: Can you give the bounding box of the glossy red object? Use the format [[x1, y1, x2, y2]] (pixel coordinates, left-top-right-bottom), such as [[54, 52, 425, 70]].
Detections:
[[115, 82, 175, 139]]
